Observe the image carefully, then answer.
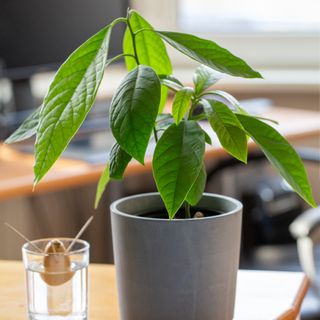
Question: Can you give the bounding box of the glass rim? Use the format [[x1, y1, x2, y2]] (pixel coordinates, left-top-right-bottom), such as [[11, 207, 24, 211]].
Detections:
[[22, 237, 90, 256]]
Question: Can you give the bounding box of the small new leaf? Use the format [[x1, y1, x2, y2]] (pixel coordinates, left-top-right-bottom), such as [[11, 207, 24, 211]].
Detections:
[[205, 100, 248, 163], [158, 31, 262, 79], [172, 87, 194, 124], [237, 114, 316, 207], [193, 65, 222, 95], [110, 65, 161, 164], [95, 164, 110, 209], [109, 143, 132, 180], [5, 106, 40, 144], [152, 120, 205, 218]]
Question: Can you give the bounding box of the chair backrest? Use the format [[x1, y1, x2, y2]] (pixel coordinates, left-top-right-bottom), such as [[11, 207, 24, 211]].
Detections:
[[290, 207, 320, 295]]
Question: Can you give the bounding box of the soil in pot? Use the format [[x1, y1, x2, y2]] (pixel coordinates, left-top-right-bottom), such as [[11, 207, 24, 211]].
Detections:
[[138, 208, 222, 219]]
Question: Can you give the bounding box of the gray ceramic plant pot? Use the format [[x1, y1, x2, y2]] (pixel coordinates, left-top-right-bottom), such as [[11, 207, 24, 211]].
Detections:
[[110, 192, 242, 320]]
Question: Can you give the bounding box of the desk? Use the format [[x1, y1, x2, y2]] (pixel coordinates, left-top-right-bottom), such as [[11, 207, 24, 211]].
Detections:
[[0, 260, 308, 320], [0, 107, 319, 201]]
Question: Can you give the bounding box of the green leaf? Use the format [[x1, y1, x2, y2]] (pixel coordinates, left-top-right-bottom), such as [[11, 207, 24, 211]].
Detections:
[[34, 25, 112, 184], [193, 65, 222, 95], [202, 129, 212, 145], [190, 113, 207, 121], [172, 87, 194, 124], [5, 107, 40, 144], [110, 65, 161, 164], [158, 86, 168, 114], [237, 114, 316, 207], [204, 100, 247, 163], [252, 115, 279, 125], [94, 163, 110, 209], [159, 74, 183, 87], [123, 11, 172, 112], [158, 31, 262, 79], [152, 120, 205, 218], [109, 143, 132, 180], [159, 74, 184, 92], [155, 113, 174, 131], [186, 162, 207, 206], [123, 11, 172, 74], [201, 90, 242, 112]]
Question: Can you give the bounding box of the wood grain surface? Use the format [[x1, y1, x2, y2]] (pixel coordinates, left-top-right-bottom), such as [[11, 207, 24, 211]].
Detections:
[[0, 260, 308, 320]]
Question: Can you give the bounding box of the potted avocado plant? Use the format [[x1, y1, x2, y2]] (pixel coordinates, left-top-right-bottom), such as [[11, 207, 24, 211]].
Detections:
[[6, 9, 315, 320]]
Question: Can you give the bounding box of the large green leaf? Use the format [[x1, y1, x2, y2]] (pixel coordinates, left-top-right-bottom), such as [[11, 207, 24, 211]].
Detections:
[[237, 114, 316, 207], [94, 163, 110, 209], [152, 120, 205, 218], [193, 65, 222, 95], [186, 162, 207, 206], [123, 11, 172, 112], [172, 87, 193, 124], [109, 143, 132, 180], [34, 26, 112, 184], [205, 100, 247, 163], [158, 31, 262, 79], [5, 106, 40, 144], [110, 65, 161, 164]]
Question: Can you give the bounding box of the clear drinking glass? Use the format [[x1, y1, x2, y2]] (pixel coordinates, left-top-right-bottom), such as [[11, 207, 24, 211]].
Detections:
[[22, 238, 89, 320]]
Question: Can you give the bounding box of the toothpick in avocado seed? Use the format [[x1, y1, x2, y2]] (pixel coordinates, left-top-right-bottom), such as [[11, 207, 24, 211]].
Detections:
[[66, 215, 94, 253], [5, 222, 42, 253]]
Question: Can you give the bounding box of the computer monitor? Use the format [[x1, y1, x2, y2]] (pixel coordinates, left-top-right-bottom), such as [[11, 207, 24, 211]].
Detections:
[[0, 0, 128, 111]]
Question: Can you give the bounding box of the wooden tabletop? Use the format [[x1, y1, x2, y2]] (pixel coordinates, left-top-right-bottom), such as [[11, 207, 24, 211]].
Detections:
[[0, 107, 319, 201], [0, 260, 308, 320]]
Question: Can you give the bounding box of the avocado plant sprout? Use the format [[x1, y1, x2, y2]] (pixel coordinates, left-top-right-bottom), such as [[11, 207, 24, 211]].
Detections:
[[6, 9, 315, 219]]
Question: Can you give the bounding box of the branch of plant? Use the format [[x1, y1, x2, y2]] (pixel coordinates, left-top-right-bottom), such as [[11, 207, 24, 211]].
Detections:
[[188, 99, 199, 120], [134, 28, 155, 37], [126, 13, 159, 143], [184, 202, 191, 218], [111, 17, 127, 28], [106, 53, 136, 66], [126, 13, 140, 65], [153, 128, 159, 143]]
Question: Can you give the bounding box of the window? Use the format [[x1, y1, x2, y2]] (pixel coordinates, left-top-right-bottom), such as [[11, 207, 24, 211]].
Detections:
[[179, 0, 320, 33], [132, 0, 320, 69]]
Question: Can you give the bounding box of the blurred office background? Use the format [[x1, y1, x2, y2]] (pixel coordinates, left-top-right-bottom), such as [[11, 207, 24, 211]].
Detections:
[[0, 1, 319, 314]]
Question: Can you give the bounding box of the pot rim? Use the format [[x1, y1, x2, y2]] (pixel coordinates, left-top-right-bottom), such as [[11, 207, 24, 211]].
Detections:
[[110, 192, 242, 222]]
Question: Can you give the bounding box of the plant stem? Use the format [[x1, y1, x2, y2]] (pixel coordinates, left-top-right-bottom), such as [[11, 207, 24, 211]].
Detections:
[[134, 28, 154, 36], [126, 13, 140, 65], [181, 101, 199, 218], [153, 128, 158, 143], [106, 53, 136, 66], [185, 202, 191, 218], [126, 12, 159, 144], [111, 17, 127, 27], [188, 99, 198, 120]]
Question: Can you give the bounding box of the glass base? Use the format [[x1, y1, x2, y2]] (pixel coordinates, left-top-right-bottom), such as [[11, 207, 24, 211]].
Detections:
[[29, 313, 87, 320]]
